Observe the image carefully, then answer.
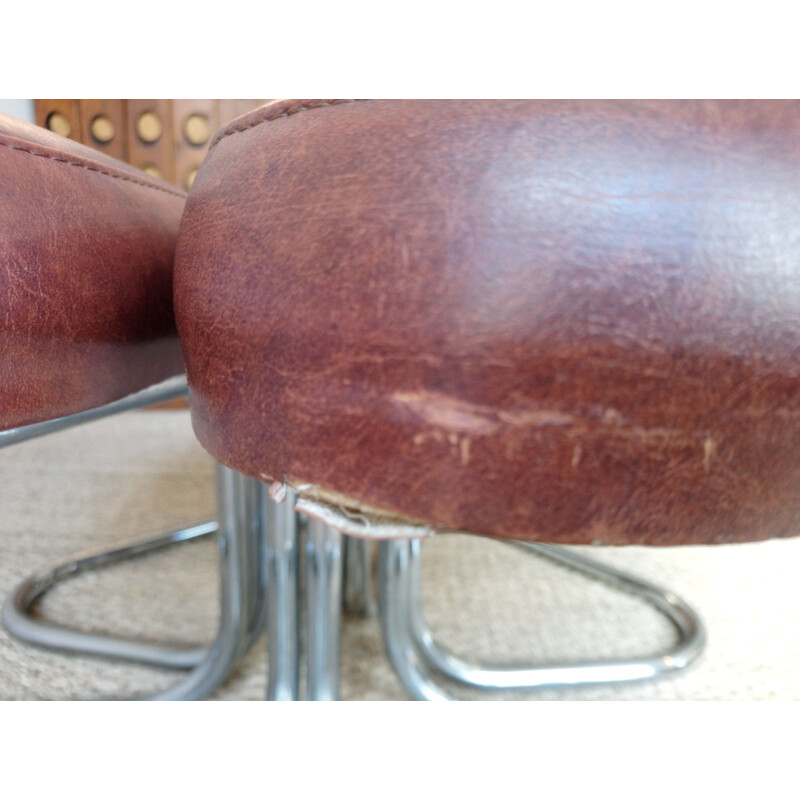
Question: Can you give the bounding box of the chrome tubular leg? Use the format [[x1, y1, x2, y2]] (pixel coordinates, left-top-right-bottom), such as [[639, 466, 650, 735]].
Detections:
[[146, 463, 256, 700], [305, 520, 343, 701], [343, 536, 375, 617], [1, 521, 217, 669], [378, 539, 451, 701], [240, 476, 268, 655], [264, 485, 300, 701], [403, 537, 705, 695]]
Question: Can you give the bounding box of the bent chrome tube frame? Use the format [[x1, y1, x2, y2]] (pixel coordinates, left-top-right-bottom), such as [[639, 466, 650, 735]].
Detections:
[[379, 536, 706, 701], [0, 375, 190, 448], [147, 463, 263, 701], [2, 520, 217, 669], [1, 376, 263, 699]]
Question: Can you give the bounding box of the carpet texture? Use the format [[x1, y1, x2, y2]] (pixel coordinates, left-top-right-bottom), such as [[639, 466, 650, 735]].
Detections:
[[1, 411, 798, 700]]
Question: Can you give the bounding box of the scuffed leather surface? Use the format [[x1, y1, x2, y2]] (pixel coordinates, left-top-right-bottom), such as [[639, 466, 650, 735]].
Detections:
[[0, 113, 186, 429], [175, 99, 800, 545]]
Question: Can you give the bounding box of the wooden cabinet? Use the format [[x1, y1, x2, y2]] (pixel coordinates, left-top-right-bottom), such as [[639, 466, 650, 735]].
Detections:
[[35, 99, 268, 187]]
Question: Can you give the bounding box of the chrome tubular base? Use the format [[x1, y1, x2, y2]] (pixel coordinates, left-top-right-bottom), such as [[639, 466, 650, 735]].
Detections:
[[3, 464, 265, 700], [2, 521, 218, 669], [2, 378, 266, 700], [379, 537, 706, 700]]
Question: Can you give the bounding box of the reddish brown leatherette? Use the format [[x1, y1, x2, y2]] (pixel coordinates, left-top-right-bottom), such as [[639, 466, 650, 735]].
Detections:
[[0, 113, 186, 429], [175, 99, 800, 546]]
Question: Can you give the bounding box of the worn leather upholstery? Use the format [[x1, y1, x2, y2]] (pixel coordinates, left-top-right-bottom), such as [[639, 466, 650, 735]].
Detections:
[[0, 113, 186, 430], [175, 99, 800, 546]]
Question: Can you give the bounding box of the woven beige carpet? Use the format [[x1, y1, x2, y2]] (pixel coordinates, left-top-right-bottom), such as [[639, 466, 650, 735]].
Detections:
[[1, 410, 798, 700]]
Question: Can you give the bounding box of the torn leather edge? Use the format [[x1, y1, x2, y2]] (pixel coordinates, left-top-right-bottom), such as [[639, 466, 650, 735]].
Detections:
[[293, 494, 438, 541]]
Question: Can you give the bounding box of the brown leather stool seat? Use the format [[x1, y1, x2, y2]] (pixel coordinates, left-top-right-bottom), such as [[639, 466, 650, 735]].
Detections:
[[0, 113, 185, 431], [175, 99, 800, 548]]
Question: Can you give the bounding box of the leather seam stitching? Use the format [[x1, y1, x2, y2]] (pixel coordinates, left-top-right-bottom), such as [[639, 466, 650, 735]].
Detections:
[[0, 139, 187, 200], [208, 99, 368, 152]]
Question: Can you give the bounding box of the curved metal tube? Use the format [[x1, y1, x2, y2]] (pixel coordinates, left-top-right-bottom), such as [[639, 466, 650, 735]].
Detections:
[[145, 464, 261, 701], [2, 520, 217, 669], [379, 536, 706, 700], [1, 380, 266, 700], [1, 376, 209, 668], [264, 485, 301, 701], [305, 520, 342, 700], [3, 463, 266, 699], [378, 540, 453, 701], [0, 376, 188, 448], [410, 538, 705, 689]]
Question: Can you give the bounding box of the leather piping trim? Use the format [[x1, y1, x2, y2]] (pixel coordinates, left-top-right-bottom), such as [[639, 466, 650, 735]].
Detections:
[[0, 136, 187, 200], [208, 99, 369, 152]]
